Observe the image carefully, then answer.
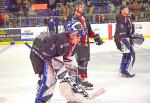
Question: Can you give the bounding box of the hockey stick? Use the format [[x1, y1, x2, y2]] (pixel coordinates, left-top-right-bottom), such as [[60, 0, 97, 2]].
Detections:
[[63, 77, 89, 97], [24, 42, 32, 49], [63, 77, 105, 100], [24, 42, 45, 61]]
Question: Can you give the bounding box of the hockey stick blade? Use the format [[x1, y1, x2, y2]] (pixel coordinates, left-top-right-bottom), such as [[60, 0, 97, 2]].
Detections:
[[89, 88, 105, 100]]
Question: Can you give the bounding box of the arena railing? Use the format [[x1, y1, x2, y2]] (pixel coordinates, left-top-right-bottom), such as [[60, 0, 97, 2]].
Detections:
[[1, 12, 150, 28]]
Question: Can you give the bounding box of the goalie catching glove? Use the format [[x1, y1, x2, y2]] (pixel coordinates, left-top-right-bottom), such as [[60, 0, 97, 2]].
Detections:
[[132, 34, 144, 45]]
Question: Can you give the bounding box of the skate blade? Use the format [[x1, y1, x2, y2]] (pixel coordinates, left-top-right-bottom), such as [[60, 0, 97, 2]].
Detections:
[[121, 74, 135, 78], [81, 86, 94, 90]]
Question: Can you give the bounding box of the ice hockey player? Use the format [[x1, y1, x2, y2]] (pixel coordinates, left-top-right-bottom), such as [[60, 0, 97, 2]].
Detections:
[[67, 0, 103, 90], [114, 5, 144, 77], [29, 19, 84, 103]]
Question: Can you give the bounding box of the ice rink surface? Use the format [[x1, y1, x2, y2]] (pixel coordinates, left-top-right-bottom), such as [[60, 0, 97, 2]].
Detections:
[[0, 39, 150, 103]]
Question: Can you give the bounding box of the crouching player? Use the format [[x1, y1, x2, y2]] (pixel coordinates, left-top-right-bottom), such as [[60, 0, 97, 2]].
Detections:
[[29, 19, 84, 103]]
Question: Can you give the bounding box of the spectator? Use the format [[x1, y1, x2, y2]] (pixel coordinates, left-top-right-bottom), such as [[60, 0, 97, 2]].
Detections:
[[142, 2, 150, 11], [101, 15, 108, 23], [61, 15, 67, 27], [6, 0, 15, 12], [22, 0, 29, 16], [94, 14, 100, 23], [113, 0, 121, 6], [3, 12, 10, 27], [53, 10, 60, 34], [93, 6, 99, 14], [101, 6, 109, 14], [8, 21, 14, 28], [89, 5, 94, 14], [108, 1, 116, 13], [122, 0, 127, 5], [63, 4, 69, 15], [132, 1, 140, 12], [0, 11, 4, 27], [48, 17, 56, 36]]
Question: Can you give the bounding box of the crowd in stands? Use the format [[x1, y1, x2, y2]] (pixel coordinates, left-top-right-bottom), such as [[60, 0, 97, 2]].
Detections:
[[0, 0, 150, 29]]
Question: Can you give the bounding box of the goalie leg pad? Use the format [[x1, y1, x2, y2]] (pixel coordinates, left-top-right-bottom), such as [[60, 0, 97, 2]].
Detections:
[[35, 63, 57, 103], [121, 38, 130, 53], [52, 56, 67, 79]]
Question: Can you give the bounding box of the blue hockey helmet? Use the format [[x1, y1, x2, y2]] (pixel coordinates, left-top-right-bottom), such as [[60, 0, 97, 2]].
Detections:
[[66, 19, 84, 36]]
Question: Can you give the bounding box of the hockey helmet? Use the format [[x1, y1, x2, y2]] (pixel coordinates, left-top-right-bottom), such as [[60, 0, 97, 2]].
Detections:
[[132, 34, 144, 45], [120, 5, 128, 11], [66, 19, 84, 36], [119, 5, 128, 14], [73, 0, 85, 7]]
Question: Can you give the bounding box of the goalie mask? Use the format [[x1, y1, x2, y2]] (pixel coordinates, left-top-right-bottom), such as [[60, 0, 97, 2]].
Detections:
[[132, 34, 144, 45]]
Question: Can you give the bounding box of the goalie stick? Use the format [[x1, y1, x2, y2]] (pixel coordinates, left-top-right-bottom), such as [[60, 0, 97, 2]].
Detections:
[[24, 42, 45, 61], [63, 77, 89, 97], [62, 77, 105, 100], [24, 42, 105, 99]]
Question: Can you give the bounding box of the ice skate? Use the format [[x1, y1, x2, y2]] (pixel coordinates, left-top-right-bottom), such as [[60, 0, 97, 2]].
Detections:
[[121, 70, 135, 77], [80, 81, 94, 90]]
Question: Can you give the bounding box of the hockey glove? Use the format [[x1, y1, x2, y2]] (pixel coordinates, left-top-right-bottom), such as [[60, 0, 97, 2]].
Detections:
[[94, 34, 103, 45], [131, 34, 144, 45]]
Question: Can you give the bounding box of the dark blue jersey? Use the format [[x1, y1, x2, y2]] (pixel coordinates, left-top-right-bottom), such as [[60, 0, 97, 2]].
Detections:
[[30, 33, 71, 74], [115, 14, 134, 39]]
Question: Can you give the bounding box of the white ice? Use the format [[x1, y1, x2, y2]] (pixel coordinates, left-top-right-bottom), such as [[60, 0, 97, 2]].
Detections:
[[0, 39, 150, 103]]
